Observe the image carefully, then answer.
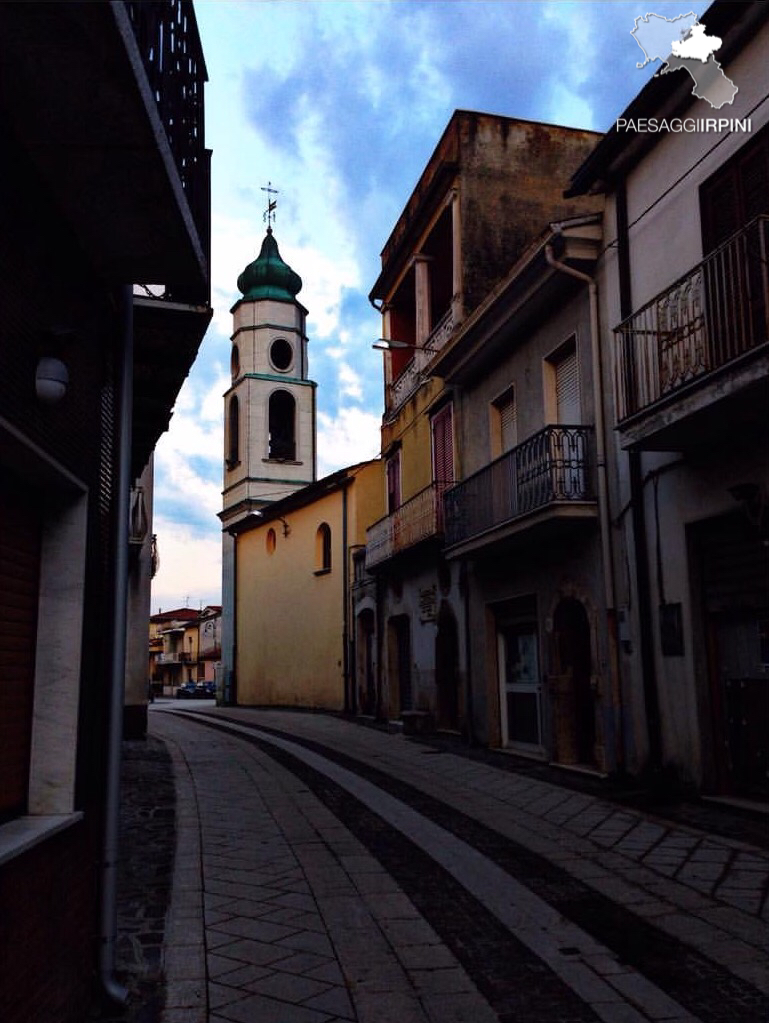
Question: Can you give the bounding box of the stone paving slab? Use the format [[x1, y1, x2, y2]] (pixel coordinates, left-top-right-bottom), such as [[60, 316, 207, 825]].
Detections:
[[212, 709, 769, 938], [148, 706, 769, 1022], [153, 712, 498, 1023]]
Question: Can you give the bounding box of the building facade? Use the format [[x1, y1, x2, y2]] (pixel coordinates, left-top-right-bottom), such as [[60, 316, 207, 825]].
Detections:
[[231, 461, 383, 711], [359, 111, 603, 737], [567, 0, 768, 795], [0, 3, 211, 1018], [433, 214, 622, 771]]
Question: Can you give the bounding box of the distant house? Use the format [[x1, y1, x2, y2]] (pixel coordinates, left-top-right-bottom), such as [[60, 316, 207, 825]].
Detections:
[[149, 607, 203, 693], [0, 2, 211, 1018], [198, 605, 223, 685]]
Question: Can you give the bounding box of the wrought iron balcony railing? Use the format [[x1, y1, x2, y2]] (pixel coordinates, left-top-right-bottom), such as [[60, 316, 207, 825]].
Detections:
[[614, 216, 768, 422], [444, 425, 595, 548], [365, 482, 447, 568], [126, 0, 211, 301]]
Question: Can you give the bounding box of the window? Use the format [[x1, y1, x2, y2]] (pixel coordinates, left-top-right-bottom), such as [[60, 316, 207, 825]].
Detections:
[[266, 528, 276, 554], [431, 403, 454, 486], [268, 390, 296, 460], [701, 126, 768, 253], [269, 337, 293, 372], [315, 523, 332, 574], [227, 395, 240, 467], [545, 336, 580, 425], [386, 451, 401, 513], [491, 387, 517, 457], [230, 344, 240, 380]]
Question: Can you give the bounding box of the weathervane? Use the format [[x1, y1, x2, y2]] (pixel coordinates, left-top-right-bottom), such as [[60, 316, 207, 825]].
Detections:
[[261, 181, 278, 229]]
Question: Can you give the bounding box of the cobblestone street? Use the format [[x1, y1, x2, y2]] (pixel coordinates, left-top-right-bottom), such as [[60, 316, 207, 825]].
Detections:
[[111, 705, 769, 1022]]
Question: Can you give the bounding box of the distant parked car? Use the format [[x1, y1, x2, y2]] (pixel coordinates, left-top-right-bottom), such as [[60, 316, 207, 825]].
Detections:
[[175, 680, 216, 700], [175, 681, 197, 699]]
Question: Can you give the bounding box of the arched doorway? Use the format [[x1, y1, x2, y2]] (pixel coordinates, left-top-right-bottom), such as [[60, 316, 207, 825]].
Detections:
[[552, 597, 595, 765], [435, 602, 460, 730]]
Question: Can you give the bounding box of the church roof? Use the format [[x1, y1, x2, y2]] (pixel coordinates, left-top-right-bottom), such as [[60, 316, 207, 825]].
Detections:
[[237, 228, 302, 302]]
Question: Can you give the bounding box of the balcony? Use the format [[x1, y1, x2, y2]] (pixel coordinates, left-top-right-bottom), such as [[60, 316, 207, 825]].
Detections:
[[365, 483, 446, 569], [157, 651, 193, 665], [385, 308, 456, 415], [444, 425, 597, 554], [126, 0, 211, 303], [614, 216, 769, 450]]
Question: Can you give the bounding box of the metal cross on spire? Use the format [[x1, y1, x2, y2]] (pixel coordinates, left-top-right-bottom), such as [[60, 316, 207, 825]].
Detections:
[[261, 181, 278, 229]]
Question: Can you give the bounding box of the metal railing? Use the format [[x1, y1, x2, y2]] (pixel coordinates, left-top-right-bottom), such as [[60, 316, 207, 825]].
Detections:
[[365, 482, 447, 568], [614, 216, 768, 421], [125, 0, 211, 300], [385, 307, 456, 414], [157, 651, 193, 664], [444, 425, 595, 548]]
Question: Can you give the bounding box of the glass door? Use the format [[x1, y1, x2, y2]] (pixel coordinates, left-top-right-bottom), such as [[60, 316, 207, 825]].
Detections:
[[498, 624, 542, 748]]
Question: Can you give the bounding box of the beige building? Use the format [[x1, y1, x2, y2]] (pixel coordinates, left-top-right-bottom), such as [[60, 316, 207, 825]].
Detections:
[[230, 460, 383, 710]]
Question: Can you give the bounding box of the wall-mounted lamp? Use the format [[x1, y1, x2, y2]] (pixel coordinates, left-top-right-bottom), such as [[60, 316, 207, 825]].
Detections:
[[372, 338, 439, 353], [35, 355, 69, 404], [248, 509, 290, 536], [129, 486, 149, 546]]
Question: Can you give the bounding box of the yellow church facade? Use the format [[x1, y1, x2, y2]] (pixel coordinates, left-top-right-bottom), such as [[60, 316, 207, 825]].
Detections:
[[230, 459, 383, 711]]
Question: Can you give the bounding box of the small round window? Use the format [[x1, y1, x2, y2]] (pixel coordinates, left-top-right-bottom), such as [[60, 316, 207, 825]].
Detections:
[[270, 337, 293, 372], [230, 344, 240, 380], [266, 528, 277, 554]]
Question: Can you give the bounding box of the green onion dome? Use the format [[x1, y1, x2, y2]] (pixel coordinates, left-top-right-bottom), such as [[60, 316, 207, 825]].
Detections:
[[236, 228, 303, 301]]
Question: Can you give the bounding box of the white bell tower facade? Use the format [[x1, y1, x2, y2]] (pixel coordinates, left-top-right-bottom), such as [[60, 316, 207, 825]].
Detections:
[[222, 226, 317, 524]]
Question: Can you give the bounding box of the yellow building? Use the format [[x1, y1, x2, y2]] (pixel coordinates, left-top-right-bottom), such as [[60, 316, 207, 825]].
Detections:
[[231, 459, 383, 711]]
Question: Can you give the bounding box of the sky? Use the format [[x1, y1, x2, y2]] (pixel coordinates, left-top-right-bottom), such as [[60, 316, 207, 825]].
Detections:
[[150, 0, 711, 614]]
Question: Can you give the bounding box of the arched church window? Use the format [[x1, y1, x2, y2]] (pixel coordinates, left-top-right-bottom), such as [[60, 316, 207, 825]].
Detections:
[[315, 523, 332, 573], [227, 395, 240, 468], [230, 343, 240, 380], [268, 390, 296, 460]]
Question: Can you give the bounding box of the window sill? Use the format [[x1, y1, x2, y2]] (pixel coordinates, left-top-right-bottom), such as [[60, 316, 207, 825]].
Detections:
[[263, 458, 303, 466], [314, 568, 331, 577], [0, 812, 84, 867]]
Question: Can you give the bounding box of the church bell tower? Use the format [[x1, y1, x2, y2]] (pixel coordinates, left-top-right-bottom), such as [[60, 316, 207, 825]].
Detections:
[[221, 222, 317, 526], [219, 202, 317, 701]]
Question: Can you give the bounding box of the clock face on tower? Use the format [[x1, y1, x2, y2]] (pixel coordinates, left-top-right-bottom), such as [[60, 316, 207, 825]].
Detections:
[[270, 337, 293, 371]]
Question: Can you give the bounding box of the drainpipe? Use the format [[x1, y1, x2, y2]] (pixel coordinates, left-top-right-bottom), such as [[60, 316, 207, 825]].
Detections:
[[99, 285, 133, 1007], [544, 240, 624, 771], [616, 183, 662, 775], [460, 560, 476, 745], [342, 485, 351, 713]]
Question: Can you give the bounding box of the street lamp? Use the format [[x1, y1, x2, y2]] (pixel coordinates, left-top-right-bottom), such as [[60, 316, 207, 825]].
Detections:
[[372, 338, 439, 352]]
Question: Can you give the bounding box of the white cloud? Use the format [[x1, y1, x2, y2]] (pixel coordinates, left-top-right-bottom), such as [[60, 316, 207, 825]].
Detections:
[[150, 516, 222, 614], [337, 362, 363, 401], [153, 372, 227, 522], [317, 406, 381, 478]]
